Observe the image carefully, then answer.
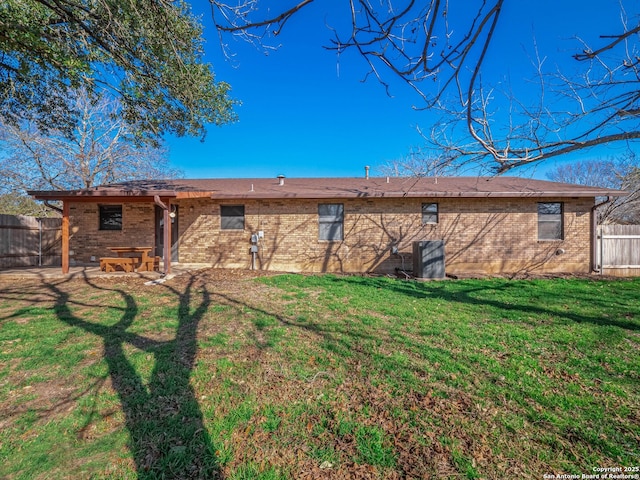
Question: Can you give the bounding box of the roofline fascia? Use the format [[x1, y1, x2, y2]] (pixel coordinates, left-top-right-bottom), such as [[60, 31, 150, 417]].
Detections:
[[28, 192, 178, 202], [27, 187, 627, 202], [208, 191, 626, 200]]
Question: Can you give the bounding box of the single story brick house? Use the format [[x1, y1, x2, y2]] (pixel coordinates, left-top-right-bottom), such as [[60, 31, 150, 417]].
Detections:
[[29, 176, 623, 276]]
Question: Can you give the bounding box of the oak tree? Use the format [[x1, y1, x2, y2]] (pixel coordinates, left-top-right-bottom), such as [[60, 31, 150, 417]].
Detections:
[[0, 0, 237, 142]]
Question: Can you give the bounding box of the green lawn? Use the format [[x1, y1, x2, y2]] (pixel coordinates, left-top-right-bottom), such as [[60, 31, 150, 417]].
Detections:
[[0, 271, 638, 479]]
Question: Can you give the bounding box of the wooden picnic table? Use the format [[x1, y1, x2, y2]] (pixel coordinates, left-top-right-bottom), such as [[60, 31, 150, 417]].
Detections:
[[109, 246, 153, 257], [100, 247, 158, 273]]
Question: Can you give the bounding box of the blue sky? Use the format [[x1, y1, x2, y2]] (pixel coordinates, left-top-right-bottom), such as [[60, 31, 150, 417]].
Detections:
[[167, 1, 632, 179]]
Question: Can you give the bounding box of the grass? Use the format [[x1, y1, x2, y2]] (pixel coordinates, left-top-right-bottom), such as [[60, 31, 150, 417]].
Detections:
[[0, 271, 638, 479]]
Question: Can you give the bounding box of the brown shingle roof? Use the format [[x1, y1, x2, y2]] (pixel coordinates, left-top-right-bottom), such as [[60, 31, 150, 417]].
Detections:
[[28, 176, 626, 200]]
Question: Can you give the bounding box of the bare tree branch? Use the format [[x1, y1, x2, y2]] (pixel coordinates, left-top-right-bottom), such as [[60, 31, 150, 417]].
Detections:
[[210, 0, 640, 174], [574, 24, 640, 61], [0, 89, 182, 195], [546, 155, 640, 224], [213, 0, 314, 35]]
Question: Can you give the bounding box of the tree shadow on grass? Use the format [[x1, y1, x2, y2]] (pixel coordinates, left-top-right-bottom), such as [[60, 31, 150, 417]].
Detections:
[[326, 274, 640, 331], [44, 274, 221, 479]]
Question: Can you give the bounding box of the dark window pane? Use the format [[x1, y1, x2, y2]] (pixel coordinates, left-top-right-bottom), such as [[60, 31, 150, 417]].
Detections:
[[221, 205, 244, 217], [221, 205, 245, 230], [99, 205, 122, 230], [221, 216, 244, 230], [422, 203, 438, 224], [538, 203, 562, 215], [537, 202, 563, 240], [319, 222, 343, 241], [318, 204, 344, 241], [318, 203, 343, 220], [422, 203, 438, 213], [538, 221, 562, 240]]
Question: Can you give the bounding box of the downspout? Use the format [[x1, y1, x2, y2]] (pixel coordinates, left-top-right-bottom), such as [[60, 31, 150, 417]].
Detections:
[[43, 200, 63, 215], [154, 195, 171, 275], [61, 201, 70, 274], [591, 196, 613, 274]]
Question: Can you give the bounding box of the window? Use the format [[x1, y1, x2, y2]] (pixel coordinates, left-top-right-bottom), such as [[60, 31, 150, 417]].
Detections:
[[99, 205, 122, 230], [221, 205, 245, 230], [318, 203, 344, 241], [538, 202, 563, 240], [422, 203, 439, 224]]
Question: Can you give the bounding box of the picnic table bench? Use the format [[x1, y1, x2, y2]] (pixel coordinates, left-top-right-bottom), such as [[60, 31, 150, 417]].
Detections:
[[100, 257, 137, 273], [100, 247, 160, 273]]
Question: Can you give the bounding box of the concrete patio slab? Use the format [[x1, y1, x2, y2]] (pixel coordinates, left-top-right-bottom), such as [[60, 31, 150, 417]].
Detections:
[[0, 264, 212, 281]]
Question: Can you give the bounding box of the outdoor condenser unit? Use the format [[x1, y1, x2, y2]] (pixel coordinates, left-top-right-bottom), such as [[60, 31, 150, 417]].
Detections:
[[412, 240, 445, 279]]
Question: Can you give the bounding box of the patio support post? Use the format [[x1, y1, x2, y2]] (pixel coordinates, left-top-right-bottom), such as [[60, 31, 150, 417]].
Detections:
[[164, 205, 171, 275], [62, 201, 69, 274], [154, 195, 171, 275]]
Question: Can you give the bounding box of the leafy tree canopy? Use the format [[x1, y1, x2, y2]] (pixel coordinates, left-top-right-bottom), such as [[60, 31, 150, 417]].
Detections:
[[0, 193, 53, 216], [0, 0, 237, 143]]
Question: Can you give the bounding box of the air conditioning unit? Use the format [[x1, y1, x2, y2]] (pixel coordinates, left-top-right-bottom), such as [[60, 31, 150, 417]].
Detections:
[[413, 240, 445, 279]]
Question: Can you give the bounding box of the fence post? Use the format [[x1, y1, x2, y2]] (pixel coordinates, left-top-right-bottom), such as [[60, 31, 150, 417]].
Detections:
[[599, 226, 604, 275]]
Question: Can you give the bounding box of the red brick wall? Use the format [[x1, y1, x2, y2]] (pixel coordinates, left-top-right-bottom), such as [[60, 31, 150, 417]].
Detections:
[[68, 196, 594, 274]]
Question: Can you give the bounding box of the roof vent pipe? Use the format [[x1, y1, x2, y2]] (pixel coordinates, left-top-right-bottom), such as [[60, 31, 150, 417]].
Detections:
[[277, 174, 285, 186], [365, 166, 370, 179]]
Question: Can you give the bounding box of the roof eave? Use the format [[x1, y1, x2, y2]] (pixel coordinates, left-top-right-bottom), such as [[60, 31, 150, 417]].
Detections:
[[208, 190, 626, 200], [28, 190, 179, 201]]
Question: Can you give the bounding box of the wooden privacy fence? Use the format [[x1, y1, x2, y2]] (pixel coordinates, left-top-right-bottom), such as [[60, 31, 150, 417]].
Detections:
[[0, 214, 62, 268], [597, 224, 640, 276]]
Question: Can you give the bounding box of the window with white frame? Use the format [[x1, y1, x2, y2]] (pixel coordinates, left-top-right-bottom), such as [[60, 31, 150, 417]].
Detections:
[[318, 203, 344, 241]]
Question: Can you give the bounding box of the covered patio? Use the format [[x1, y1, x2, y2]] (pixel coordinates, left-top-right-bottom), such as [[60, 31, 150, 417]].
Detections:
[[28, 182, 216, 276]]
